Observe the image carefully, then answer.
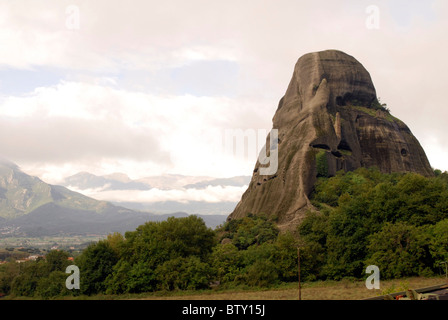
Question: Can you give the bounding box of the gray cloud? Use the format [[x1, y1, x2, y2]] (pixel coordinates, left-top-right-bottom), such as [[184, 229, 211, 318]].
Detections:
[[0, 115, 171, 165], [0, 0, 447, 178]]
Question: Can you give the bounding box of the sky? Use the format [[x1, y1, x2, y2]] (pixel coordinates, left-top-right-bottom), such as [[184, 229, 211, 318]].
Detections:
[[0, 0, 447, 202]]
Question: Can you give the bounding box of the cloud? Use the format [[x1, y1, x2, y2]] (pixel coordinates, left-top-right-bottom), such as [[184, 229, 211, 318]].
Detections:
[[0, 81, 170, 165], [67, 185, 247, 204], [0, 79, 274, 180], [0, 0, 447, 182]]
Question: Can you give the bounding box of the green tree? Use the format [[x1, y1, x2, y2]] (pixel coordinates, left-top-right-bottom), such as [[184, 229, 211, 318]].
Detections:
[[10, 260, 47, 297], [155, 256, 212, 291], [428, 219, 448, 269], [273, 232, 299, 282], [106, 215, 216, 294], [104, 260, 132, 294], [45, 250, 70, 273], [210, 243, 243, 284], [0, 261, 20, 296], [365, 222, 432, 279], [76, 240, 119, 295], [223, 214, 278, 250], [243, 259, 279, 287], [126, 261, 157, 293], [35, 271, 72, 299]]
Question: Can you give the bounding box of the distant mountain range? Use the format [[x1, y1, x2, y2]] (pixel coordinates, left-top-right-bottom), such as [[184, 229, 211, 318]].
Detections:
[[0, 159, 228, 236], [60, 171, 249, 215], [62, 171, 250, 191]]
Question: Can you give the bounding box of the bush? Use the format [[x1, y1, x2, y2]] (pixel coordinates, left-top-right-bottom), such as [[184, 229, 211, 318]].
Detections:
[[76, 240, 119, 295], [316, 150, 328, 178], [106, 215, 216, 294], [299, 167, 448, 280], [428, 219, 448, 268], [155, 256, 212, 291], [365, 222, 431, 279], [243, 260, 279, 287]]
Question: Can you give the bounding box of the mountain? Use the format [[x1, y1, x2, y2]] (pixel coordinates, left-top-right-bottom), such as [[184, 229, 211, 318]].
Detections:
[[62, 172, 249, 191], [183, 176, 251, 189], [61, 172, 248, 215], [228, 50, 434, 230], [0, 159, 112, 219], [0, 160, 225, 236], [62, 172, 150, 191], [114, 200, 238, 216], [136, 174, 215, 190]]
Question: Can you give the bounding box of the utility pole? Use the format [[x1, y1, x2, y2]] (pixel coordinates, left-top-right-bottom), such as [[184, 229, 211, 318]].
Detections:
[[297, 247, 301, 300], [440, 261, 448, 281]]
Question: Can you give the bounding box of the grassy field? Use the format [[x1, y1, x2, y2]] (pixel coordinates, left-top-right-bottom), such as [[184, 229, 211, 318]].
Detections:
[[69, 276, 446, 300], [3, 276, 446, 300], [135, 277, 447, 300]]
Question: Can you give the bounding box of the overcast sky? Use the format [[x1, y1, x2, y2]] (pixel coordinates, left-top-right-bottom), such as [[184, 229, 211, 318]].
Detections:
[[1, 0, 447, 189]]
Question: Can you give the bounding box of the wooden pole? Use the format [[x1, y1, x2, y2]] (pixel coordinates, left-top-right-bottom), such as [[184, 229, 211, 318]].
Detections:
[[298, 247, 301, 300]]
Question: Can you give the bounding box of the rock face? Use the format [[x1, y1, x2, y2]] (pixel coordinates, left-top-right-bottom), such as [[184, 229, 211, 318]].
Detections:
[[228, 50, 434, 229]]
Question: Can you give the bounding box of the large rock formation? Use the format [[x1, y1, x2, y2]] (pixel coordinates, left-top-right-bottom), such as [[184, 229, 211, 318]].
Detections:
[[228, 49, 434, 229]]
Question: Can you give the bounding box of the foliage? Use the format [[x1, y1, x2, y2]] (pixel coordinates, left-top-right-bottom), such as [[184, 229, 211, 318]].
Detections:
[[3, 168, 448, 298], [105, 215, 216, 294], [75, 240, 119, 295], [428, 219, 448, 268], [213, 215, 296, 288], [316, 150, 329, 178], [299, 167, 448, 280], [365, 222, 431, 279], [221, 213, 279, 250], [370, 97, 390, 112], [0, 249, 73, 298], [154, 256, 213, 291]]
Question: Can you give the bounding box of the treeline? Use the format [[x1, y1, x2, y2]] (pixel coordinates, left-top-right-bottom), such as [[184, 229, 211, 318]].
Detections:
[[0, 214, 299, 298], [299, 167, 448, 280], [0, 250, 74, 298], [1, 167, 448, 298]]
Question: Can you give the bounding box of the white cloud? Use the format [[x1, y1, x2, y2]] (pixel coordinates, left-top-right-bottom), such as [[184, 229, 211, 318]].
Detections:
[[1, 0, 447, 187], [67, 185, 247, 204], [0, 80, 273, 181]]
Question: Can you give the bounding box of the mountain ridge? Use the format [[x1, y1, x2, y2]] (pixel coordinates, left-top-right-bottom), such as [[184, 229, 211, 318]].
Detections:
[[0, 160, 226, 235]]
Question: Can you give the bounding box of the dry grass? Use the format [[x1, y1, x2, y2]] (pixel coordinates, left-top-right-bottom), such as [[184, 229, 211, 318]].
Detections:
[[136, 276, 448, 300]]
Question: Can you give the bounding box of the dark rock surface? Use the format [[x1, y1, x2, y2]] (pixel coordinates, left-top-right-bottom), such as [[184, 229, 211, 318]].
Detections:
[[228, 50, 434, 229]]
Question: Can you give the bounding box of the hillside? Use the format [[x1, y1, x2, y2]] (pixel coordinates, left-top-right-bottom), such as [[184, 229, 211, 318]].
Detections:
[[0, 159, 225, 236]]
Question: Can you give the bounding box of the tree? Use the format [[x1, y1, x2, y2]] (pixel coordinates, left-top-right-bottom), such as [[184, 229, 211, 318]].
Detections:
[[123, 215, 216, 266], [35, 271, 72, 299], [155, 256, 212, 291], [223, 214, 278, 250], [365, 222, 431, 279], [428, 219, 448, 269], [273, 232, 299, 282], [106, 215, 216, 294], [0, 261, 20, 296], [10, 260, 47, 297], [76, 240, 119, 295], [45, 250, 70, 273], [210, 243, 243, 284]]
